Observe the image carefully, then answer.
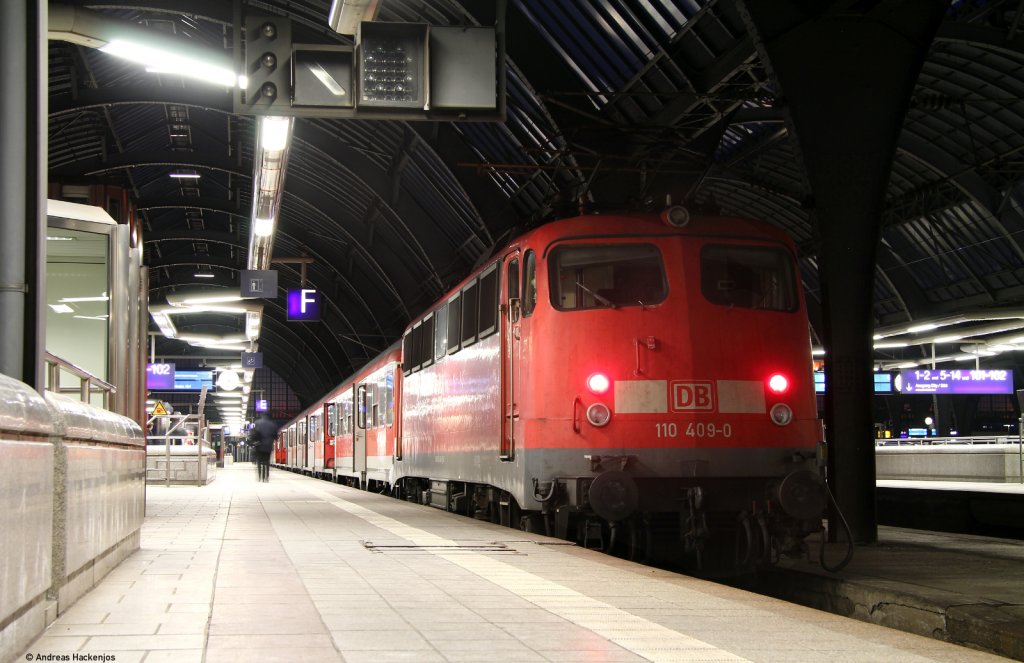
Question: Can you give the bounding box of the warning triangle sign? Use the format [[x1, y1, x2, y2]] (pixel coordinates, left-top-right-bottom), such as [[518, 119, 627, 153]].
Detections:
[[151, 402, 168, 416]]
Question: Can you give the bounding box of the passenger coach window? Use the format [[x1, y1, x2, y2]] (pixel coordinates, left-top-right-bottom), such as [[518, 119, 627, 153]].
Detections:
[[385, 371, 394, 426], [700, 245, 797, 312], [549, 244, 666, 311], [327, 403, 337, 436]]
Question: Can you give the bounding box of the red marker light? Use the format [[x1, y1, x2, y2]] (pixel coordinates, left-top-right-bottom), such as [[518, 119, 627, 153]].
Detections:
[[587, 373, 611, 394], [768, 373, 789, 394]]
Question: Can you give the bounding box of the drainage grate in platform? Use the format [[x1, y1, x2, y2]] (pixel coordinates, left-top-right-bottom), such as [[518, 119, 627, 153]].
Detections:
[[362, 541, 518, 555]]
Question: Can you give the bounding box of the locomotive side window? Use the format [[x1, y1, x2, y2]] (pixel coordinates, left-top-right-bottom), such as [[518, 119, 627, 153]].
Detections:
[[420, 315, 434, 370], [402, 331, 415, 376], [549, 243, 666, 310], [478, 264, 499, 339], [700, 245, 797, 312], [447, 294, 462, 354], [462, 280, 479, 347], [434, 304, 448, 361], [523, 251, 537, 316]]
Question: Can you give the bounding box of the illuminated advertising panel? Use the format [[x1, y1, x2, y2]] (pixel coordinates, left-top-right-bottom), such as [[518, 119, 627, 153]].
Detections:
[[896, 369, 1013, 394]]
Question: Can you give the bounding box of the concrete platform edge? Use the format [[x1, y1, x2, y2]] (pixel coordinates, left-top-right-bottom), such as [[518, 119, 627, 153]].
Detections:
[[752, 569, 1024, 660]]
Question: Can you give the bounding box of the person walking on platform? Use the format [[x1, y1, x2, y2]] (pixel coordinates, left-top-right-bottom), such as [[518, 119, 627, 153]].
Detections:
[[248, 413, 278, 483]]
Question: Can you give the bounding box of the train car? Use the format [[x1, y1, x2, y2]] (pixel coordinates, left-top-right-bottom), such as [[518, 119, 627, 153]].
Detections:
[[277, 345, 402, 488], [323, 345, 402, 489], [393, 208, 826, 565]]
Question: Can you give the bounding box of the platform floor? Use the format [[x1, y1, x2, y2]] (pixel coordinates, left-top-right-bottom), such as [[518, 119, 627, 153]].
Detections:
[[19, 464, 1014, 663]]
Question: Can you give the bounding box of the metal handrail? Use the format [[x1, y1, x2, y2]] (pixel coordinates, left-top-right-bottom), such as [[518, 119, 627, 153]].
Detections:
[[44, 351, 116, 409]]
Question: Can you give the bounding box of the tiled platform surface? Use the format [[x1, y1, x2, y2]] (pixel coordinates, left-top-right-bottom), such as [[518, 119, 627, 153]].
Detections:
[[19, 463, 1014, 663]]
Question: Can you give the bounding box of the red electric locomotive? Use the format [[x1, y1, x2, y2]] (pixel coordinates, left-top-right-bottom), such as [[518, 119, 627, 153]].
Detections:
[[277, 208, 826, 567], [394, 208, 825, 565]]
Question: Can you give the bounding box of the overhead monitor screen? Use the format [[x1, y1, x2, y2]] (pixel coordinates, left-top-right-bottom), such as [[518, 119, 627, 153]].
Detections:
[[813, 371, 894, 394], [896, 369, 1013, 394], [174, 370, 214, 391]]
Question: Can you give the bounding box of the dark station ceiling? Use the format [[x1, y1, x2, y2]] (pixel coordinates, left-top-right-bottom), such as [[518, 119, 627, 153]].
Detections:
[[47, 0, 1024, 423]]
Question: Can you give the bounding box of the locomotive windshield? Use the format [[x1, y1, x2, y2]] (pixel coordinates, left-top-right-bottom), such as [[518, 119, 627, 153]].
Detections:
[[700, 244, 797, 311], [549, 243, 667, 310]]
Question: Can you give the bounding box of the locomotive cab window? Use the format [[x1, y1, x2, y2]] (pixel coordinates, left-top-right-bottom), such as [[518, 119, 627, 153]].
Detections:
[[549, 243, 666, 311], [700, 245, 797, 312], [523, 251, 537, 316]]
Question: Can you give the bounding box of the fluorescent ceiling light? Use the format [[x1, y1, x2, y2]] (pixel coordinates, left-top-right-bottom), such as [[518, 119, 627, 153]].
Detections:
[[907, 323, 938, 333], [872, 342, 908, 349], [166, 292, 244, 306], [253, 217, 275, 237], [59, 295, 109, 305], [49, 304, 74, 313], [170, 172, 201, 179], [100, 39, 237, 87], [328, 0, 381, 35], [260, 116, 292, 151], [194, 273, 215, 279]]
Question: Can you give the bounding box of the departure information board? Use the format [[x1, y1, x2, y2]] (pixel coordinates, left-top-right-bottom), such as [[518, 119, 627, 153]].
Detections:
[[897, 369, 1013, 394], [174, 370, 214, 391]]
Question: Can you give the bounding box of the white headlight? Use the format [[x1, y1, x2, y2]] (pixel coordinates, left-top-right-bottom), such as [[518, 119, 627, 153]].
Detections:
[[587, 403, 611, 427], [770, 403, 793, 426]]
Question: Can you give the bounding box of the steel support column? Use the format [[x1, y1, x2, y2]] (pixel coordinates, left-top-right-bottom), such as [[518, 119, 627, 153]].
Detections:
[[743, 1, 946, 542], [0, 0, 46, 387]]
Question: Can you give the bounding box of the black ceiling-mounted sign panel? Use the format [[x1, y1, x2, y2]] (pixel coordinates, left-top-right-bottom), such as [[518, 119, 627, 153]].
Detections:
[[430, 26, 497, 111], [356, 22, 428, 110], [241, 15, 293, 114], [293, 45, 354, 107], [234, 14, 504, 122]]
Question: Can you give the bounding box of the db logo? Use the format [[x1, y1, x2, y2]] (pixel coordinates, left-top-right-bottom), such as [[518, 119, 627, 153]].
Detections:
[[671, 382, 714, 411]]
